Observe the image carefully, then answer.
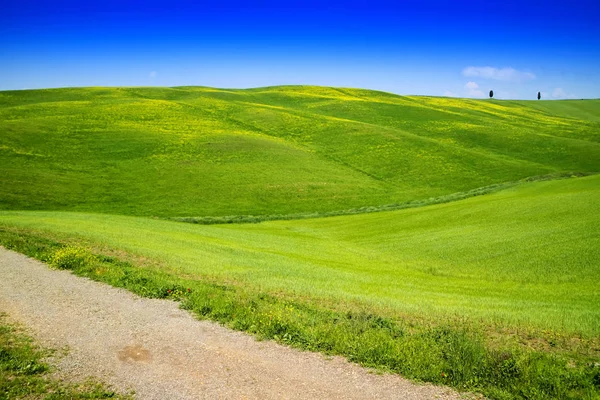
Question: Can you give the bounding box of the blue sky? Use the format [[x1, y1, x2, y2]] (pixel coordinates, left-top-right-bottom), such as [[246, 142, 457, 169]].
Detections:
[[2, 0, 599, 99]]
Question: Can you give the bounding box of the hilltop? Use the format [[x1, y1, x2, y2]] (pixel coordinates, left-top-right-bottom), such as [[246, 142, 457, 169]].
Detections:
[[1, 86, 598, 217]]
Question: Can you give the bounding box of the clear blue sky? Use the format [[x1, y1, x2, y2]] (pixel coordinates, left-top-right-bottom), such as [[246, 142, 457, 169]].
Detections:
[[2, 0, 599, 99]]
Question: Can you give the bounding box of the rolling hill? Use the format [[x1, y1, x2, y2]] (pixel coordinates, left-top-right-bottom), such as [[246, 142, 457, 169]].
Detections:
[[1, 174, 598, 334], [1, 86, 599, 399], [1, 86, 598, 217]]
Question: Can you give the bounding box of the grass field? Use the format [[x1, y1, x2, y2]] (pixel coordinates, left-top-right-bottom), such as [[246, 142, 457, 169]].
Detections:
[[1, 86, 598, 217], [1, 86, 599, 399], [1, 174, 598, 335]]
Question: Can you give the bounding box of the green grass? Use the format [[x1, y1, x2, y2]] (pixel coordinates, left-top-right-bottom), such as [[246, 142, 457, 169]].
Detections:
[[1, 86, 598, 399], [1, 176, 599, 399], [1, 86, 598, 217], [0, 313, 128, 399], [1, 175, 598, 337], [170, 172, 593, 224]]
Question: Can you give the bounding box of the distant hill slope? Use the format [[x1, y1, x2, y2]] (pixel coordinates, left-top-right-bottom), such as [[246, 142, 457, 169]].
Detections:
[[1, 86, 598, 217]]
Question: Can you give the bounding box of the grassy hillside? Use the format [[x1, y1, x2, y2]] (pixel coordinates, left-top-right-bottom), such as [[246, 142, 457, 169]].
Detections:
[[1, 86, 598, 217], [2, 174, 599, 399], [1, 86, 599, 398], [1, 174, 598, 335]]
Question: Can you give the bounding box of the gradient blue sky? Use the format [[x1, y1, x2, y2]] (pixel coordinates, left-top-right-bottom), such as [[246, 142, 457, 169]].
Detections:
[[2, 0, 599, 99]]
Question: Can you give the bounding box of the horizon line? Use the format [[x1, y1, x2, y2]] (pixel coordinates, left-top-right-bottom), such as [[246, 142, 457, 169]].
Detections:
[[1, 84, 597, 101]]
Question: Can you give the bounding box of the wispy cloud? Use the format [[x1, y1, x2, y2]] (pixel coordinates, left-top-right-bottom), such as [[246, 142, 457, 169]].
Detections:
[[464, 81, 484, 97], [443, 90, 458, 97], [552, 88, 576, 99], [149, 71, 157, 79], [463, 66, 535, 82]]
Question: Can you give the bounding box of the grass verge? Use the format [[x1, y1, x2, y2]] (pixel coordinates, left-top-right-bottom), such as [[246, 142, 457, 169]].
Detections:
[[0, 313, 129, 399], [1, 228, 599, 399]]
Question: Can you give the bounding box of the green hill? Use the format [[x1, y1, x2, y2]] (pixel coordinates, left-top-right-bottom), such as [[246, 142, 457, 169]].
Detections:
[[1, 86, 599, 399], [1, 86, 598, 217], [1, 174, 598, 334], [1, 173, 599, 399]]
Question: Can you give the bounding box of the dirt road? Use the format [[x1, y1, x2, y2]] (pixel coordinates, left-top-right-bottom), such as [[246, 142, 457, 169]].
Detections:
[[0, 247, 464, 399]]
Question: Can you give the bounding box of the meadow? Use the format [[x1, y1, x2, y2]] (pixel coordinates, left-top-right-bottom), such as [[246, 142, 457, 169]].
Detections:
[[1, 86, 599, 399], [1, 86, 598, 217], [1, 174, 599, 334]]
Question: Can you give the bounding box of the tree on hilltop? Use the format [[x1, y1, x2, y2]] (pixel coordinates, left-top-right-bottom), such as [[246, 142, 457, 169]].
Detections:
[[489, 90, 494, 99], [538, 92, 541, 100]]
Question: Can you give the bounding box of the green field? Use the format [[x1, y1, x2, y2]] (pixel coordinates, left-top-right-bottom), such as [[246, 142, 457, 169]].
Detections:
[[1, 174, 599, 334], [1, 86, 599, 399], [1, 86, 599, 217]]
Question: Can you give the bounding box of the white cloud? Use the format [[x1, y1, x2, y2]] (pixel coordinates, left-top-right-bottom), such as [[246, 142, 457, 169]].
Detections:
[[443, 91, 458, 97], [149, 71, 157, 79], [552, 88, 566, 98], [464, 81, 484, 97], [463, 66, 536, 82], [552, 88, 577, 99]]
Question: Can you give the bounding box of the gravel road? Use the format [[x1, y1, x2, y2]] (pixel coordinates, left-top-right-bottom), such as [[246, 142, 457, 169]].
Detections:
[[0, 247, 466, 399]]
